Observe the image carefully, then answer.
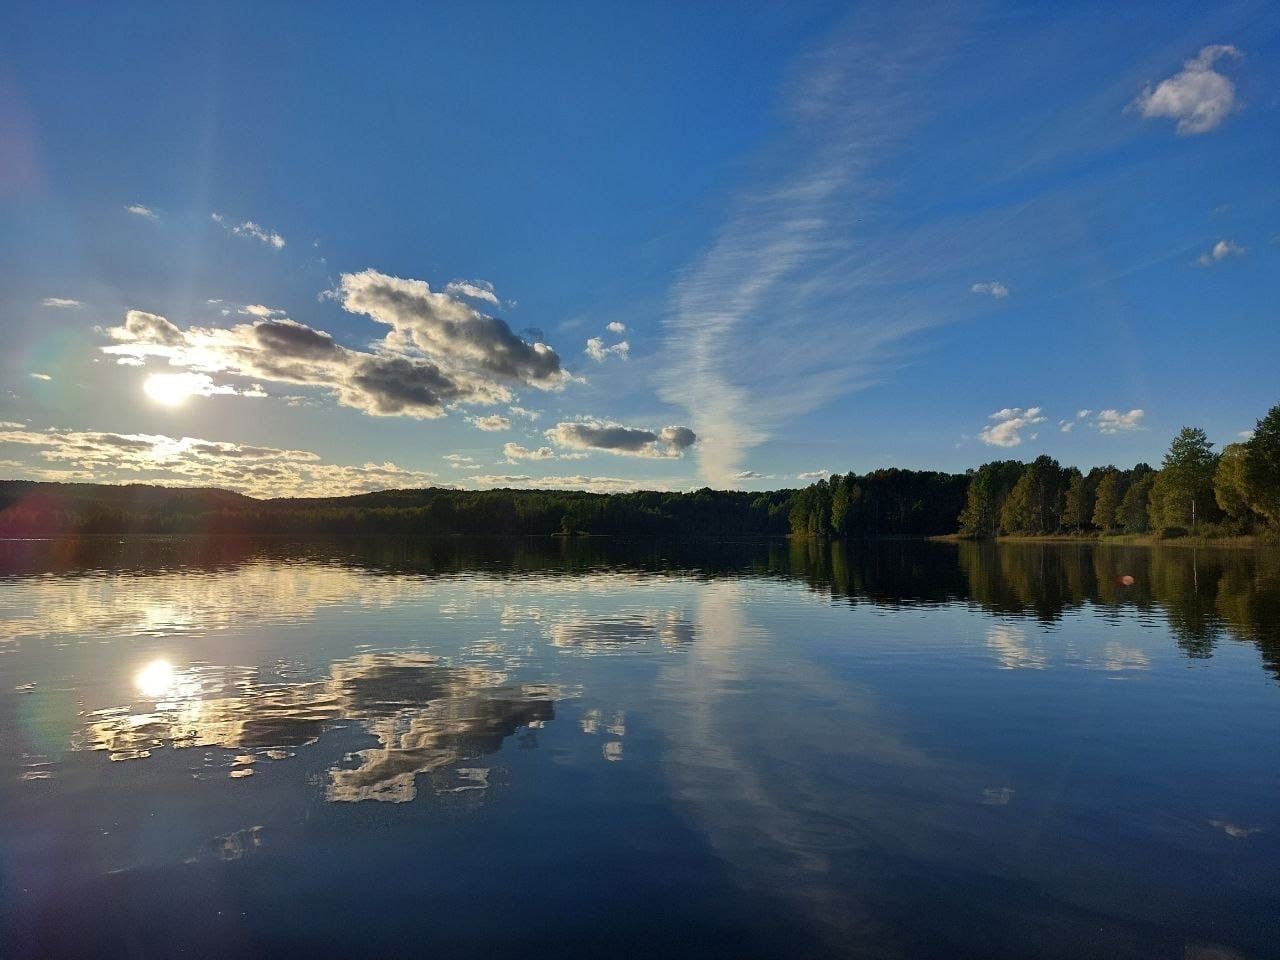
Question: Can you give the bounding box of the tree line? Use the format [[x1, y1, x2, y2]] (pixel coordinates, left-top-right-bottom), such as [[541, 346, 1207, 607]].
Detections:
[[957, 402, 1280, 540], [1, 402, 1276, 541]]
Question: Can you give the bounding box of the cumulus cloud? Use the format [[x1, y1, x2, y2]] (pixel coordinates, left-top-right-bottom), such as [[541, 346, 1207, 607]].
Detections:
[[508, 406, 541, 421], [1195, 239, 1245, 266], [443, 453, 477, 468], [979, 407, 1047, 447], [1133, 45, 1241, 135], [42, 297, 83, 309], [338, 269, 565, 387], [444, 280, 500, 305], [545, 420, 697, 459], [585, 337, 630, 362], [970, 281, 1009, 299], [1094, 408, 1145, 434], [125, 203, 159, 221], [211, 212, 286, 249], [467, 414, 511, 432], [0, 425, 436, 497], [606, 321, 627, 334], [796, 470, 829, 482], [502, 442, 556, 462], [467, 474, 663, 493], [101, 271, 566, 421], [1059, 420, 1074, 432]]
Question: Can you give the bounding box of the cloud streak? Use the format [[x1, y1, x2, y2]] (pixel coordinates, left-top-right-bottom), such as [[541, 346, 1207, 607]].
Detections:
[[659, 8, 964, 486], [211, 212, 286, 249]]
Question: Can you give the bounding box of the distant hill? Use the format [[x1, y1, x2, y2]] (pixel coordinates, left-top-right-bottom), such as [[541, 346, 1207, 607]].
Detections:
[[0, 473, 970, 539]]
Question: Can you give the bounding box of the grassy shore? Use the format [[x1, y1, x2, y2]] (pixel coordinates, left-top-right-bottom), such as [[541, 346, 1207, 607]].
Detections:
[[934, 532, 1268, 548]]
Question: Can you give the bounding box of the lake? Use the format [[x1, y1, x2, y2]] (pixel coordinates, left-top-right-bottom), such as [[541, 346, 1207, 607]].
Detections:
[[1, 537, 1277, 959]]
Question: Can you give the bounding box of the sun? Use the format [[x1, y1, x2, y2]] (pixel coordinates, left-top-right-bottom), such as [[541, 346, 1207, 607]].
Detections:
[[143, 372, 198, 407]]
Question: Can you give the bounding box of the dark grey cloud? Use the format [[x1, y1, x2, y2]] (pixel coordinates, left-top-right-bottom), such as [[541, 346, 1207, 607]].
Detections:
[[338, 270, 565, 386], [545, 420, 697, 459]]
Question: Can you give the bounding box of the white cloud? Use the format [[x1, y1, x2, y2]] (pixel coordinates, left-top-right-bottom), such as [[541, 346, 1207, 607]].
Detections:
[[243, 304, 285, 318], [125, 203, 159, 221], [338, 269, 566, 388], [970, 281, 1009, 299], [1194, 239, 1245, 266], [467, 414, 511, 432], [1076, 409, 1091, 419], [444, 453, 477, 469], [545, 420, 697, 459], [979, 406, 1047, 447], [444, 280, 500, 305], [467, 474, 664, 493], [42, 297, 83, 309], [508, 406, 541, 421], [502, 442, 555, 462], [29, 373, 52, 382], [585, 337, 630, 362], [660, 12, 963, 486], [211, 212, 286, 249], [0, 425, 436, 497], [1058, 420, 1073, 433], [1094, 408, 1145, 434], [796, 469, 829, 482], [100, 271, 565, 421], [1133, 45, 1241, 136], [606, 321, 627, 334]]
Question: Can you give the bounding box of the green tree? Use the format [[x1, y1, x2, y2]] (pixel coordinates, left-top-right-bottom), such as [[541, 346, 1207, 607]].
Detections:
[[1092, 471, 1122, 531], [1116, 471, 1155, 533], [1062, 469, 1089, 532], [1152, 427, 1219, 532], [1214, 442, 1254, 522], [958, 461, 1022, 538], [1242, 404, 1280, 526]]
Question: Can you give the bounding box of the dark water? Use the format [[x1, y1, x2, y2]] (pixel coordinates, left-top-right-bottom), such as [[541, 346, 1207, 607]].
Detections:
[[1, 537, 1278, 959]]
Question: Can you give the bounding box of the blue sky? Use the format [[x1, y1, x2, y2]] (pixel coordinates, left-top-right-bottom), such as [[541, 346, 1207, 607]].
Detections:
[[1, 1, 1277, 495]]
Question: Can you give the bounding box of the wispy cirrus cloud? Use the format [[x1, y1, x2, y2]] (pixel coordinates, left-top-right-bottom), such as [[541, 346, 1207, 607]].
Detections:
[[211, 212, 286, 249], [42, 297, 83, 309], [124, 203, 159, 221], [1194, 239, 1245, 266], [0, 425, 435, 497], [660, 7, 966, 486], [970, 281, 1009, 299], [1132, 44, 1241, 136]]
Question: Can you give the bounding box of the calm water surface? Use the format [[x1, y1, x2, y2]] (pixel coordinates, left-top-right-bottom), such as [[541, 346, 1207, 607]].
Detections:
[[1, 538, 1277, 959]]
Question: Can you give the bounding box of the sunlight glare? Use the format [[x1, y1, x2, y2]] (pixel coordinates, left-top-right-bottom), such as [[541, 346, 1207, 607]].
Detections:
[[143, 373, 197, 407], [134, 658, 176, 698]]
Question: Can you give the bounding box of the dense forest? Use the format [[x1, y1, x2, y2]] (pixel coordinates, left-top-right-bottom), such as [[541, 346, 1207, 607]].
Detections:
[[2, 402, 1278, 542]]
